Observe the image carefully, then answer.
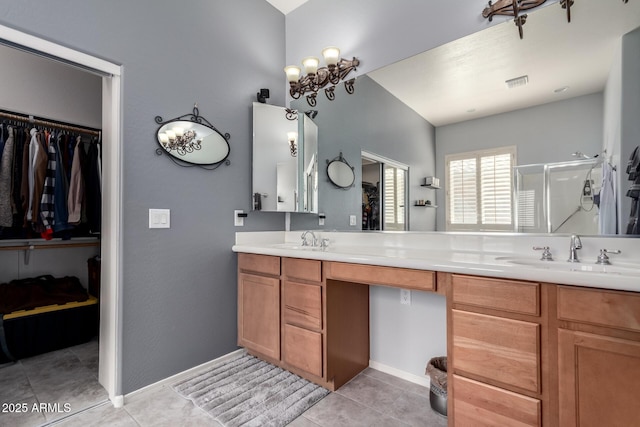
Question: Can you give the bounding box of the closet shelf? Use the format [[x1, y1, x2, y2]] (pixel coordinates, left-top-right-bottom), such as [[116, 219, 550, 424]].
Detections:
[[0, 237, 100, 265]]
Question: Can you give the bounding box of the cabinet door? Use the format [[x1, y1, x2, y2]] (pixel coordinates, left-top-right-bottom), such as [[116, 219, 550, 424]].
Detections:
[[283, 323, 323, 377], [238, 273, 280, 360], [558, 329, 640, 427]]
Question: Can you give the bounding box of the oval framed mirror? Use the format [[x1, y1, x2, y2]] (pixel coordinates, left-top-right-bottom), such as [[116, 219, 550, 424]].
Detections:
[[327, 152, 355, 188], [155, 104, 230, 169]]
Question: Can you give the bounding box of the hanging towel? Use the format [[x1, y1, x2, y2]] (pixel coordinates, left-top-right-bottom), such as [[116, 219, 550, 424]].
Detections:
[[598, 162, 617, 235], [0, 126, 15, 226]]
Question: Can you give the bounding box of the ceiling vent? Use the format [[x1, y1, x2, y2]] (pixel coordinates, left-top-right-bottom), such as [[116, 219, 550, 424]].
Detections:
[[505, 75, 529, 89]]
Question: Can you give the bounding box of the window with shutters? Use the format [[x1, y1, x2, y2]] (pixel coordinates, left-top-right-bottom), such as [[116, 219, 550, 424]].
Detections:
[[383, 164, 407, 230], [445, 146, 516, 231]]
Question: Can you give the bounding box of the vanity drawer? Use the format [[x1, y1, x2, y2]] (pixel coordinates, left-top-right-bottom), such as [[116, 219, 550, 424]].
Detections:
[[453, 375, 541, 427], [452, 309, 540, 393], [452, 275, 540, 316], [282, 257, 322, 283], [238, 253, 280, 277], [325, 262, 435, 291], [283, 324, 323, 378], [557, 286, 640, 333], [283, 280, 322, 330]]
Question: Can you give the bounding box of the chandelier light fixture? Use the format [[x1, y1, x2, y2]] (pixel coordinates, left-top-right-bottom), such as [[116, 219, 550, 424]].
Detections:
[[482, 0, 577, 39], [284, 46, 360, 107], [158, 127, 202, 155]]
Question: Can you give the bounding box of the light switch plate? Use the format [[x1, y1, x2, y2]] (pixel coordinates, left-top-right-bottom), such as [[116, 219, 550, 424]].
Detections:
[[149, 209, 170, 228]]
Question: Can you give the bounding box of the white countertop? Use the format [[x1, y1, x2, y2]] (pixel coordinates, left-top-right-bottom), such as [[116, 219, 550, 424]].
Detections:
[[233, 231, 640, 293]]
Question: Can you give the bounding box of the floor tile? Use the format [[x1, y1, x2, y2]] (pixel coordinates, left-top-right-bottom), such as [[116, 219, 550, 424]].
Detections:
[[125, 385, 219, 427], [0, 396, 47, 427], [301, 392, 407, 427], [385, 390, 447, 427], [286, 415, 322, 426], [335, 374, 405, 414], [53, 402, 139, 427], [361, 367, 431, 396]]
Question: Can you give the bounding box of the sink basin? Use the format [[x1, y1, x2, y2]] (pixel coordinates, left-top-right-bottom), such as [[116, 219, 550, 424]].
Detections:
[[496, 256, 640, 275]]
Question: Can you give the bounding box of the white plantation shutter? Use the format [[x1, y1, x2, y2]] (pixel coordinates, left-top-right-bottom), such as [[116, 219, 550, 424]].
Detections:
[[480, 153, 512, 225], [449, 158, 477, 224], [383, 165, 406, 230], [517, 189, 536, 228], [446, 146, 515, 231]]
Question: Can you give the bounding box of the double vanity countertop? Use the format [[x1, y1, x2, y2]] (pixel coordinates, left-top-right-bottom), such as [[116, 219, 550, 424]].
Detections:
[[233, 231, 640, 293]]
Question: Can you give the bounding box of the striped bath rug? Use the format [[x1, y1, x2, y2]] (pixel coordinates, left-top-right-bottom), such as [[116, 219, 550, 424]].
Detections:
[[173, 353, 329, 427]]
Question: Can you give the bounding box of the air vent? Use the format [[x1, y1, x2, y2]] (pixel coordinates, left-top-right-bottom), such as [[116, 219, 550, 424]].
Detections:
[[505, 75, 529, 89]]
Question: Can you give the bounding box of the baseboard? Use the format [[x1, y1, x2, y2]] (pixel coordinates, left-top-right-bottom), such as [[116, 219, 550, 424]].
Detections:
[[110, 395, 124, 408], [124, 349, 245, 403], [368, 360, 431, 388]]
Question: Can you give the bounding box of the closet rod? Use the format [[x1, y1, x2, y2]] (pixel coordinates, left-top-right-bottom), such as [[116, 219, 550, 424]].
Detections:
[[0, 109, 101, 137]]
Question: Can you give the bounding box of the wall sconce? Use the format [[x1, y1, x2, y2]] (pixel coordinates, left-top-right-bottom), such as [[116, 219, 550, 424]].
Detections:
[[287, 131, 298, 157], [284, 46, 360, 107]]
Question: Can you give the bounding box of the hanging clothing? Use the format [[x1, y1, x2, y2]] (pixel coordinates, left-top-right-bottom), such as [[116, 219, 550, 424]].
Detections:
[[53, 133, 71, 235], [39, 135, 57, 239], [11, 127, 26, 228], [26, 128, 39, 221], [67, 137, 84, 224], [31, 132, 48, 232], [598, 162, 617, 235], [0, 126, 15, 226]]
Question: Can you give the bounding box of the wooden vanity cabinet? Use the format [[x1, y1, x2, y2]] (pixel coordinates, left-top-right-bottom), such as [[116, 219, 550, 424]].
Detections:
[[237, 253, 281, 360], [448, 274, 553, 427], [557, 286, 640, 427], [282, 258, 324, 379]]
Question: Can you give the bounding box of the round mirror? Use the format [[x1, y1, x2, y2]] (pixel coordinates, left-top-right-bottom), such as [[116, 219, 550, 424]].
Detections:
[[327, 155, 355, 188]]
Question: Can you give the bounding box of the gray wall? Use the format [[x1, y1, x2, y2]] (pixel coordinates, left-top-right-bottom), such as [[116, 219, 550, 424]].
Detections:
[[289, 76, 436, 232], [0, 0, 286, 393], [435, 93, 604, 231], [621, 28, 640, 232]]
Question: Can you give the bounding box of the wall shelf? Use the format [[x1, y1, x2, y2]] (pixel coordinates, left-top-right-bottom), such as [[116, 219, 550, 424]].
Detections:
[[414, 204, 438, 208], [420, 184, 440, 189]]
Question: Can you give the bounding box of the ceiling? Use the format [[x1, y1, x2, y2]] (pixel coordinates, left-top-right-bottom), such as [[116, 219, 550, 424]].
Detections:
[[367, 0, 640, 126], [264, 0, 308, 14]]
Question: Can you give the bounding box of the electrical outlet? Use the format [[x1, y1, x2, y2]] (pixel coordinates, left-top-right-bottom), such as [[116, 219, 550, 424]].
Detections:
[[319, 217, 325, 226], [234, 210, 244, 227], [349, 215, 357, 226], [400, 289, 411, 305]]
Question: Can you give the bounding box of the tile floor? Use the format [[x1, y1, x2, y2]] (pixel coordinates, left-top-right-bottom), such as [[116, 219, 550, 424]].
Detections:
[[1, 344, 448, 427]]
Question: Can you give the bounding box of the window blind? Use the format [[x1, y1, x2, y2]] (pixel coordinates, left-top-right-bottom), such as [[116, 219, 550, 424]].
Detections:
[[446, 146, 515, 231]]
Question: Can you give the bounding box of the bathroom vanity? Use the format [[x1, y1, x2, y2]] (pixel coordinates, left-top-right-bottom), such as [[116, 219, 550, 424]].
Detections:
[[233, 231, 640, 426]]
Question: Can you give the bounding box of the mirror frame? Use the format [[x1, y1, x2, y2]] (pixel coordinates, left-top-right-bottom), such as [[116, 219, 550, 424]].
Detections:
[[326, 152, 356, 189], [155, 104, 231, 169]]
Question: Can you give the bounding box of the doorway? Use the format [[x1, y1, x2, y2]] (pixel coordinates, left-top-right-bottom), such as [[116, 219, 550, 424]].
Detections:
[[0, 23, 123, 413], [362, 151, 408, 231]]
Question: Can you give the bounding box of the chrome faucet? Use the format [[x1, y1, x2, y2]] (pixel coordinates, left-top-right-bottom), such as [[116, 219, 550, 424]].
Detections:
[[568, 234, 582, 263], [301, 230, 317, 247]]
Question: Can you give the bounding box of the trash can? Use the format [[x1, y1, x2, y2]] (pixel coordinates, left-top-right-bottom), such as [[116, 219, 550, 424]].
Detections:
[[426, 356, 447, 417]]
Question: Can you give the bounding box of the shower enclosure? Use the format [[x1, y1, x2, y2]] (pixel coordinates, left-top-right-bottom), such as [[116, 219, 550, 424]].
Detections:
[[514, 159, 602, 234]]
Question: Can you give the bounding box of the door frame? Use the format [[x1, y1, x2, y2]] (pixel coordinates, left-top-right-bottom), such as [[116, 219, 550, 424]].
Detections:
[[362, 150, 409, 230], [0, 24, 124, 406]]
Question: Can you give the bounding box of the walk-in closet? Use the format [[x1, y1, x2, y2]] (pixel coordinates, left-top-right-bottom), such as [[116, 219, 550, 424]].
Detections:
[[0, 43, 108, 425]]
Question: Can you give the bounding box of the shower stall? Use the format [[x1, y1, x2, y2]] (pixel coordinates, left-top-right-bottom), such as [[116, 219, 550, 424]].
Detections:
[[514, 159, 602, 234]]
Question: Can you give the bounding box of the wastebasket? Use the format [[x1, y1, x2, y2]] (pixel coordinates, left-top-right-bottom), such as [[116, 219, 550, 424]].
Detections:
[[426, 356, 447, 417]]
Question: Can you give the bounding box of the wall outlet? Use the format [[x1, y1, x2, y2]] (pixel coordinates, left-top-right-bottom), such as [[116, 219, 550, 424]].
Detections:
[[149, 209, 170, 229], [319, 215, 325, 226], [400, 289, 411, 305], [349, 215, 357, 226], [234, 210, 244, 227]]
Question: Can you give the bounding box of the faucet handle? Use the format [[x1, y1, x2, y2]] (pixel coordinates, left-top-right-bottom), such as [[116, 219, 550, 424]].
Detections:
[[320, 238, 330, 250], [596, 249, 621, 265], [533, 246, 553, 261]]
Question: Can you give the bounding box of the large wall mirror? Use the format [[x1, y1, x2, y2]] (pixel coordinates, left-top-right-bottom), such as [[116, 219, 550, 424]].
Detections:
[[289, 0, 640, 236], [252, 102, 318, 213]]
